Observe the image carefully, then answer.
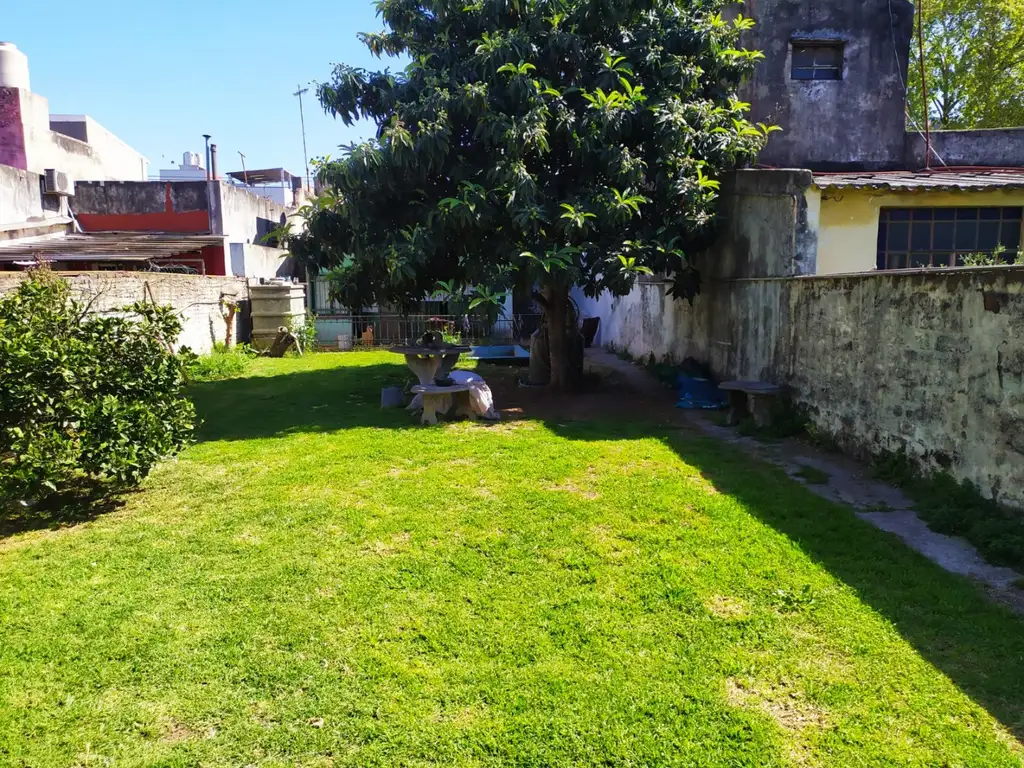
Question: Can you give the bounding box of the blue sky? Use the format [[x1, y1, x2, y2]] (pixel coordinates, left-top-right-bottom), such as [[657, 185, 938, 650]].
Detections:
[[5, 0, 397, 180]]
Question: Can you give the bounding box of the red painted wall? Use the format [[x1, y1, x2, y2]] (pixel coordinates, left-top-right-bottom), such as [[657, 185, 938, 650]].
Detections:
[[76, 210, 211, 233], [200, 245, 226, 276], [77, 183, 212, 235], [76, 183, 226, 275], [0, 88, 27, 170]]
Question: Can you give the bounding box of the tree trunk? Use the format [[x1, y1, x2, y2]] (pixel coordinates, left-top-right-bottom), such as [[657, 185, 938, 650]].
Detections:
[[543, 284, 582, 392], [267, 326, 300, 358]]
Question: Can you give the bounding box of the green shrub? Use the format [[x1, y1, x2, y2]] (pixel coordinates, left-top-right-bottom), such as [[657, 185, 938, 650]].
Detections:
[[289, 311, 319, 354], [189, 343, 257, 382], [873, 450, 1024, 571], [0, 271, 196, 506]]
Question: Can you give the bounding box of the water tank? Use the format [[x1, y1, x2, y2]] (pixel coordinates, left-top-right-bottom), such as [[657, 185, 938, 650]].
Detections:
[[182, 151, 203, 169], [0, 43, 30, 90]]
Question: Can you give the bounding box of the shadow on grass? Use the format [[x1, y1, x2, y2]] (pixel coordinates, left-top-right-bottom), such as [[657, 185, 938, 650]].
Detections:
[[189, 362, 419, 442], [554, 421, 1024, 742], [191, 361, 1024, 742], [0, 485, 129, 540]]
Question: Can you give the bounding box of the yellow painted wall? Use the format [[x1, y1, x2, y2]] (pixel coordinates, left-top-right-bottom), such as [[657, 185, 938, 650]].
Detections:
[[816, 187, 1024, 274]]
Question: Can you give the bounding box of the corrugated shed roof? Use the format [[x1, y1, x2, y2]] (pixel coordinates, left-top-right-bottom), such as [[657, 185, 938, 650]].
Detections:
[[0, 233, 224, 261], [813, 170, 1024, 192]]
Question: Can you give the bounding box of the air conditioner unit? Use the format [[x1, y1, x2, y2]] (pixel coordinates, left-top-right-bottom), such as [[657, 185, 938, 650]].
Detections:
[[43, 169, 74, 196]]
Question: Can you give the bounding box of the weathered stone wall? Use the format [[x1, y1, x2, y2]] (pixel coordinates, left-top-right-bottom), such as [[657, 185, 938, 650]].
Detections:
[[0, 272, 249, 354], [585, 167, 1024, 506], [595, 267, 1024, 509], [739, 0, 914, 171], [785, 270, 1024, 506], [905, 129, 1024, 169]]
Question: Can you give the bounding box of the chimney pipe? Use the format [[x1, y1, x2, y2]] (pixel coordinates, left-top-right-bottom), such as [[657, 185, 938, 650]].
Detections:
[[210, 143, 218, 180]]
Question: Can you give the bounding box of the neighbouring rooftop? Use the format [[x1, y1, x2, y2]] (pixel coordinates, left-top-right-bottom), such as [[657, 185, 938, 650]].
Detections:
[[0, 233, 224, 264], [814, 170, 1024, 192], [226, 168, 302, 187]]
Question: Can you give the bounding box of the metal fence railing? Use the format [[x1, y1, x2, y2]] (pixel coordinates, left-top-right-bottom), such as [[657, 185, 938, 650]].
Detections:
[[313, 313, 543, 348]]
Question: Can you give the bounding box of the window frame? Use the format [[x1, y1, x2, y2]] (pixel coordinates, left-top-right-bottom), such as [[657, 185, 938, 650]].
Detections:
[[790, 40, 845, 82], [875, 206, 1024, 270]]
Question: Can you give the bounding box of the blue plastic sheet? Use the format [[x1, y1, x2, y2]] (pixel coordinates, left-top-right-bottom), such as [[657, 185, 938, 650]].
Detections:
[[676, 375, 726, 410]]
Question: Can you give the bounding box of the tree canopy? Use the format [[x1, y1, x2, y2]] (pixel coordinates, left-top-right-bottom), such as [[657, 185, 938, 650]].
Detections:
[[291, 0, 772, 387], [908, 0, 1024, 129]]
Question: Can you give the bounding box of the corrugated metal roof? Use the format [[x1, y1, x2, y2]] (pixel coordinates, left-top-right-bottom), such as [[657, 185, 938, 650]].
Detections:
[[0, 233, 224, 261], [813, 170, 1024, 192]]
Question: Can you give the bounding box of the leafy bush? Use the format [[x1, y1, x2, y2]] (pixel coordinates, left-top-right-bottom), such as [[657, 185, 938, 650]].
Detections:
[[873, 449, 1024, 571], [189, 343, 258, 382], [289, 311, 319, 355], [0, 271, 196, 506]]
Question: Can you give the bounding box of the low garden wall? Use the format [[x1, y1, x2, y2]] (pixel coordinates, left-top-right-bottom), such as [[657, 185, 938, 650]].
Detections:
[[0, 271, 249, 354], [592, 266, 1024, 510]]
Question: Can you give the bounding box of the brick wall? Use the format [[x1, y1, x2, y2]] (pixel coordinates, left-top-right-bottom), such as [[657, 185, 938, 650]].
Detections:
[[0, 272, 249, 354]]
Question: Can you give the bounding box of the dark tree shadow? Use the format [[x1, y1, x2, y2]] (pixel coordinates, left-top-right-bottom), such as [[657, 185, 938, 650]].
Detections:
[[550, 420, 1024, 742], [189, 362, 420, 442], [189, 360, 1024, 741], [1, 484, 129, 540]]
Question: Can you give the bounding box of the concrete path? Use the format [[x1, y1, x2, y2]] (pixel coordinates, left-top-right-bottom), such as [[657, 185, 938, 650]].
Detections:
[[584, 349, 1024, 611]]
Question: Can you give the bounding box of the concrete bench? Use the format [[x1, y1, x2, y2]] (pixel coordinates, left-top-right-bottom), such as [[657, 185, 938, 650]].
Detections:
[[719, 381, 783, 428], [410, 384, 476, 425]]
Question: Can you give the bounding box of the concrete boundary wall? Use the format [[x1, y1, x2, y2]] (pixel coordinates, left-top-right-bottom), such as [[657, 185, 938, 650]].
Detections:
[[593, 266, 1024, 509], [0, 272, 249, 354], [577, 169, 1024, 507]]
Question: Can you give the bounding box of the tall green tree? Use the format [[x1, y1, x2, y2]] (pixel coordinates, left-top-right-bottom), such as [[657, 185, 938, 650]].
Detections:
[[292, 0, 772, 390], [908, 0, 1024, 129]]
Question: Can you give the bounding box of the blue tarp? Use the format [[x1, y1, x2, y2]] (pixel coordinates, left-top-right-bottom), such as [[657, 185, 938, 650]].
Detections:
[[676, 375, 726, 410]]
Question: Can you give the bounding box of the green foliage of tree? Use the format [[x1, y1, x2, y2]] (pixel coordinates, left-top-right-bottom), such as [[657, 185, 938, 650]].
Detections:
[[908, 0, 1024, 129], [0, 271, 196, 507], [290, 0, 773, 389]]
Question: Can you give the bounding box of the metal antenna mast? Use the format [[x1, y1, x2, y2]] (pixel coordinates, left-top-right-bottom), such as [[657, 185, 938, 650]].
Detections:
[[293, 85, 311, 190]]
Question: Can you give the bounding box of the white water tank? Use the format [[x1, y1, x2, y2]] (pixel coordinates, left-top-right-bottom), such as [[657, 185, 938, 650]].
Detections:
[[0, 43, 29, 90], [182, 151, 203, 169]]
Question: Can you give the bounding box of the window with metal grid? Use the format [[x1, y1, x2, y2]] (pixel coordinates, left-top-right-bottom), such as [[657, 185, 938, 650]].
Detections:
[[876, 207, 1024, 270], [791, 42, 844, 81]]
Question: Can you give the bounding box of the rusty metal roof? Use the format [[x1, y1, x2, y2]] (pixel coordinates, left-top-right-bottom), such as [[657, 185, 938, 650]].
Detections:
[[0, 233, 224, 261], [813, 170, 1024, 192]]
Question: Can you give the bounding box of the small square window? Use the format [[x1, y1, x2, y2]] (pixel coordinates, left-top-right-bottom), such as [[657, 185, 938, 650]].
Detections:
[[791, 41, 844, 81]]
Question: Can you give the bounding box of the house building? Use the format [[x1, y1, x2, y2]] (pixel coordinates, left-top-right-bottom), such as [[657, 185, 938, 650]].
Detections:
[[735, 0, 1024, 276], [0, 44, 303, 280], [225, 168, 304, 207], [158, 152, 208, 182], [0, 43, 148, 182]]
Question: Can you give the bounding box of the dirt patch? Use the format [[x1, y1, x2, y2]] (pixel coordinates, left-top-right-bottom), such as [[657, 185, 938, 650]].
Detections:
[[706, 595, 749, 619], [726, 677, 829, 732], [360, 531, 412, 557], [546, 467, 601, 500], [726, 677, 829, 766], [163, 721, 197, 743], [477, 363, 694, 428]]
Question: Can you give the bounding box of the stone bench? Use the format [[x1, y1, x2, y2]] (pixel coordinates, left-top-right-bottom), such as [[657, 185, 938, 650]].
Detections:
[[719, 381, 783, 428], [410, 384, 476, 425]]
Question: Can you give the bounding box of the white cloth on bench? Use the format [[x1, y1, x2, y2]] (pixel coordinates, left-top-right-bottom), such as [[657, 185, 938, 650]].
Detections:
[[407, 370, 500, 421]]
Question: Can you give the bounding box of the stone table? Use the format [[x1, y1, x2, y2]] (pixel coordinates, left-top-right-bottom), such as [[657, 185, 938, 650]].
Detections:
[[390, 345, 472, 386]]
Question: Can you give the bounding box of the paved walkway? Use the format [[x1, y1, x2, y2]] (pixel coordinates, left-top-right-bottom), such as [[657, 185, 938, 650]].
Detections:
[[584, 349, 1024, 611]]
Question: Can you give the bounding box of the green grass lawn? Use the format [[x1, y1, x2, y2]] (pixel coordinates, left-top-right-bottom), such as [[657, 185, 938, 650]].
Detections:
[[2, 352, 1024, 767]]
